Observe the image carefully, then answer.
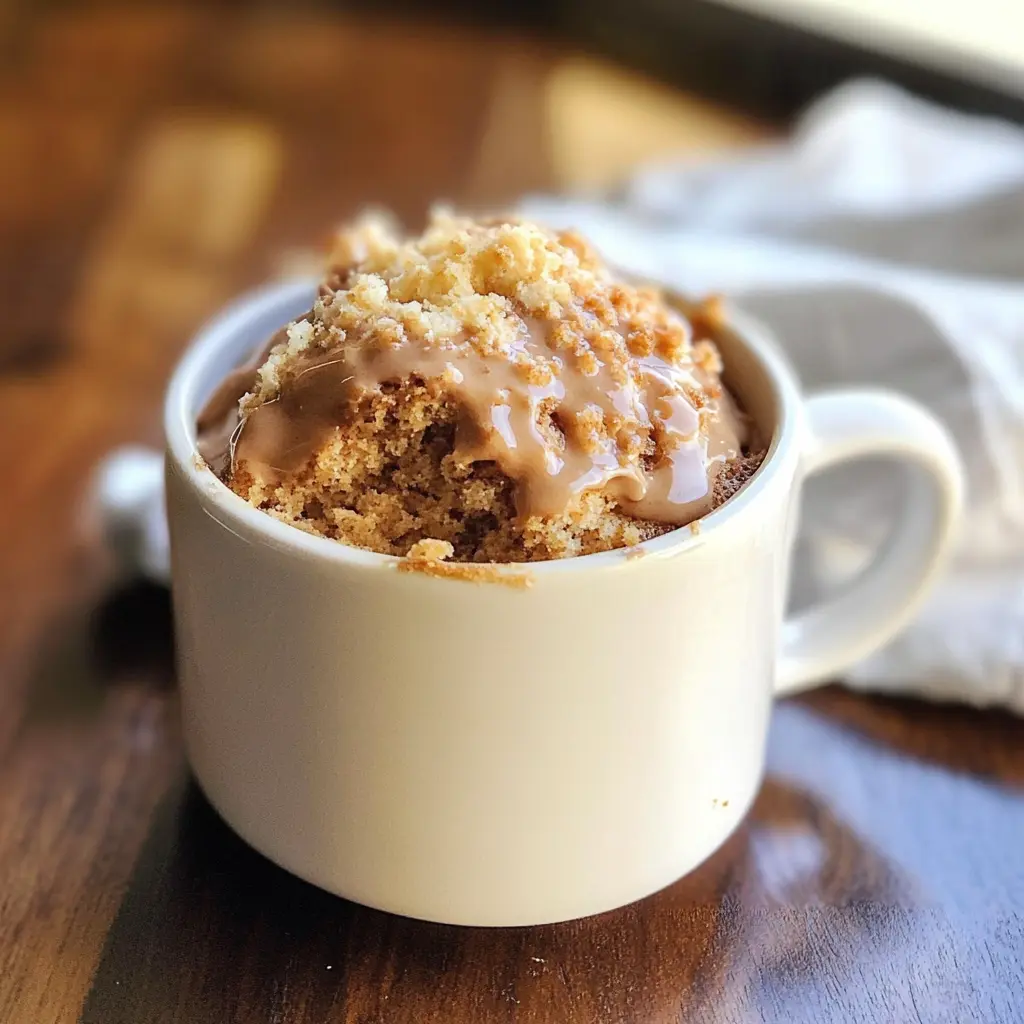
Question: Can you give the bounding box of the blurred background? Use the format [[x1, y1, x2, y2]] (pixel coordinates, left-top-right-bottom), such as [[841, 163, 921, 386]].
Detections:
[[4, 4, 1024, 1022]]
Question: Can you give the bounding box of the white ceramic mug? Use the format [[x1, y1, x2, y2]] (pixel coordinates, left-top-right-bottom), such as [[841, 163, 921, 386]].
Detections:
[[122, 279, 962, 926]]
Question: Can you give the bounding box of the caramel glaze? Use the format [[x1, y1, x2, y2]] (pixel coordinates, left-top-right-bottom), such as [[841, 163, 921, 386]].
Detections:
[[198, 312, 747, 527], [195, 329, 285, 478]]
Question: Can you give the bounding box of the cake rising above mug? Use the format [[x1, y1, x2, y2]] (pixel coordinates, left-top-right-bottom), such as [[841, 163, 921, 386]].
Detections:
[[196, 212, 766, 564]]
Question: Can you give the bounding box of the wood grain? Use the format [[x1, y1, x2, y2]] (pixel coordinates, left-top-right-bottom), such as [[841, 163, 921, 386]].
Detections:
[[0, 5, 1022, 1023]]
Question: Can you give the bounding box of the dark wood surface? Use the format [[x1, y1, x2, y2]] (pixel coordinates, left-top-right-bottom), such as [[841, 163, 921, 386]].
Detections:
[[1, 6, 1022, 1023]]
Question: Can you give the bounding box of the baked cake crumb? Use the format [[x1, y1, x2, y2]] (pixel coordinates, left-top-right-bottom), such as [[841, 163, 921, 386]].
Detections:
[[200, 212, 767, 564], [398, 547, 534, 588], [406, 538, 455, 562]]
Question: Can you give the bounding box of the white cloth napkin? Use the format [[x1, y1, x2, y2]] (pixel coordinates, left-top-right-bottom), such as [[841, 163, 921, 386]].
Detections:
[[522, 79, 1024, 713]]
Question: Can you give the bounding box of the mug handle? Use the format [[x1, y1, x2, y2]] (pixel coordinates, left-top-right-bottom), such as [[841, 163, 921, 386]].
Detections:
[[776, 389, 963, 696]]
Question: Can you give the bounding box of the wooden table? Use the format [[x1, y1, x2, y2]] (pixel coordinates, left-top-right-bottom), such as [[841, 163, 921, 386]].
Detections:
[[2, 6, 1022, 1022]]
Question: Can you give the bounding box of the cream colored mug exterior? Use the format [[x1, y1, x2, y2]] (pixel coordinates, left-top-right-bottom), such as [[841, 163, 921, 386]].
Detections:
[[160, 280, 962, 926]]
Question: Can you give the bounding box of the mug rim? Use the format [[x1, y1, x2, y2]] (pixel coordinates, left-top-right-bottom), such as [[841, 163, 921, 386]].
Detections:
[[165, 278, 802, 576]]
